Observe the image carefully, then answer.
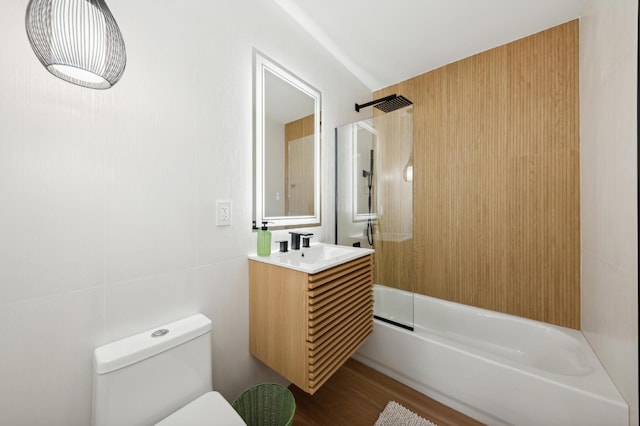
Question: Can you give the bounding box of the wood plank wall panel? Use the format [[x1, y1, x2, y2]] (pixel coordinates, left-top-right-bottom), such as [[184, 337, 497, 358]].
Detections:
[[373, 21, 580, 328]]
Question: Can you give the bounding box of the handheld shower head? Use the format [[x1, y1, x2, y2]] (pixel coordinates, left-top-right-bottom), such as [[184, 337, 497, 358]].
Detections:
[[362, 149, 374, 187]]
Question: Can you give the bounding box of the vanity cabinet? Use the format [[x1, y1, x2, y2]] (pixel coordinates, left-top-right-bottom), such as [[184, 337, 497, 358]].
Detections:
[[249, 254, 373, 394]]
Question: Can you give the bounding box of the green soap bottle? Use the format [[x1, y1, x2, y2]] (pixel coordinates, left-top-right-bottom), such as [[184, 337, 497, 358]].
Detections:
[[257, 221, 272, 256]]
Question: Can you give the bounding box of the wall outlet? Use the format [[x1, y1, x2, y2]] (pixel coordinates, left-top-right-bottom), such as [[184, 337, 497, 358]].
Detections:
[[216, 200, 232, 226]]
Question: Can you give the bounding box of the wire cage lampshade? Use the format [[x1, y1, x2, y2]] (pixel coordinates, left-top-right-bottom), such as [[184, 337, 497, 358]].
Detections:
[[25, 0, 126, 90]]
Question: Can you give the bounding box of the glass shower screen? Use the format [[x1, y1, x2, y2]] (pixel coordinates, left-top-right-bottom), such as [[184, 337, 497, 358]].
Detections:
[[335, 106, 414, 330]]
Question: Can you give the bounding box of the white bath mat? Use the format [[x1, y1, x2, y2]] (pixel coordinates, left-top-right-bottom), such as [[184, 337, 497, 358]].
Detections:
[[374, 401, 438, 426]]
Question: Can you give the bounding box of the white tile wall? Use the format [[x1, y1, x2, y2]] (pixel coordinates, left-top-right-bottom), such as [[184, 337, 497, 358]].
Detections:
[[580, 1, 639, 425], [196, 258, 284, 402], [104, 269, 198, 343], [0, 102, 105, 306], [0, 0, 371, 424], [0, 289, 104, 425]]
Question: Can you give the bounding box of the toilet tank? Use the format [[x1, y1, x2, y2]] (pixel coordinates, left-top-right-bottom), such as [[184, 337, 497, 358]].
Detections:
[[92, 314, 213, 426]]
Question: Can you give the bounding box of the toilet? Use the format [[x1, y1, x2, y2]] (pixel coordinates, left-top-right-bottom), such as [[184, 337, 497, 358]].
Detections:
[[91, 314, 246, 425]]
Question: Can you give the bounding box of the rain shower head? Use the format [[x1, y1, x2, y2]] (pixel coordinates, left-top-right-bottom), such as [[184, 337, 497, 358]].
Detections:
[[355, 94, 413, 113], [374, 95, 413, 113]]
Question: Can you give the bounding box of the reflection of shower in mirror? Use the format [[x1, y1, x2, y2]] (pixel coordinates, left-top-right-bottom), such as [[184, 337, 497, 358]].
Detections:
[[363, 149, 374, 246]]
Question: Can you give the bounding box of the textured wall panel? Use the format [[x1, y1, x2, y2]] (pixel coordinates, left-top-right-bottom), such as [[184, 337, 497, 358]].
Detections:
[[375, 21, 580, 328]]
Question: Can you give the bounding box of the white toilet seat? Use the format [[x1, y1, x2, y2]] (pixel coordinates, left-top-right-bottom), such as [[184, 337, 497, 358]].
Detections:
[[155, 391, 246, 425]]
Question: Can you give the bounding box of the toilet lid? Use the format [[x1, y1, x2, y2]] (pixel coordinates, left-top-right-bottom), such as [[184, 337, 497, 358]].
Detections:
[[155, 391, 246, 425]]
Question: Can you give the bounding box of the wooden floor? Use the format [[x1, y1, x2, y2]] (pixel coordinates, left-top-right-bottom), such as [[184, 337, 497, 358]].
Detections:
[[288, 359, 484, 426]]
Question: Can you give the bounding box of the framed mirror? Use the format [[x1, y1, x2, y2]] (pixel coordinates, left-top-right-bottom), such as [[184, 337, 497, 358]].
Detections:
[[254, 51, 321, 227]]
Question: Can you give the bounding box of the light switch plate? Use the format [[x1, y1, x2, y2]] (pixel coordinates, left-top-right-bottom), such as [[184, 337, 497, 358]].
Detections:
[[216, 200, 232, 226]]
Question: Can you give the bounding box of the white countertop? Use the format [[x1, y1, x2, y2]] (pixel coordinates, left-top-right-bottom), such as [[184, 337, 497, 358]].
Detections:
[[248, 242, 374, 274]]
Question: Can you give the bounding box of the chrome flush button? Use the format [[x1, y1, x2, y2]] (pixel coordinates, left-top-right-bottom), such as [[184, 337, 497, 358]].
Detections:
[[151, 329, 169, 338]]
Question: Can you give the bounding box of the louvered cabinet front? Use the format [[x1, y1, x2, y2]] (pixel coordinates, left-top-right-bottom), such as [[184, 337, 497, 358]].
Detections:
[[249, 254, 373, 394], [306, 255, 373, 393]]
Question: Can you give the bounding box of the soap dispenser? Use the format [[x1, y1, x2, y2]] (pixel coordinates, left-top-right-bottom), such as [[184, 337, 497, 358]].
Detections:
[[257, 221, 272, 256]]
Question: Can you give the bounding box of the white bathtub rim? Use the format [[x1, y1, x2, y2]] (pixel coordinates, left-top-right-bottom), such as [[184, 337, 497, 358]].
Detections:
[[355, 319, 629, 425], [371, 317, 626, 408], [374, 286, 620, 383], [352, 351, 508, 426], [412, 322, 594, 377]]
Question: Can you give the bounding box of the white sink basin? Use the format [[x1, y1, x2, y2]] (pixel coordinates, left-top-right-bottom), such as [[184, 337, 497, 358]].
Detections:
[[249, 243, 374, 274]]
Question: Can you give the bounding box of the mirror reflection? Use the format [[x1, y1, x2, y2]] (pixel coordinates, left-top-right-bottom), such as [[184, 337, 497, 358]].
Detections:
[[353, 121, 378, 219], [254, 51, 321, 227]]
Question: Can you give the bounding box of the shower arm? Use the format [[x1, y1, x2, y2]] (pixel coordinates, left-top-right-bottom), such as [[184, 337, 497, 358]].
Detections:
[[355, 94, 397, 112]]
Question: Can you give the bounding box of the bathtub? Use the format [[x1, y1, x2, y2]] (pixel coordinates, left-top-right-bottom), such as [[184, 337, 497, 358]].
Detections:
[[354, 285, 628, 426]]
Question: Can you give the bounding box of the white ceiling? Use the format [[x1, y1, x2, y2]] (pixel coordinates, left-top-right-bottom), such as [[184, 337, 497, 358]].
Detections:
[[275, 0, 585, 91]]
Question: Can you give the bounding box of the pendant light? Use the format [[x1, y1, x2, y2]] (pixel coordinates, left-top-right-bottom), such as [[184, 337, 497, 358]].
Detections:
[[25, 0, 126, 90]]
